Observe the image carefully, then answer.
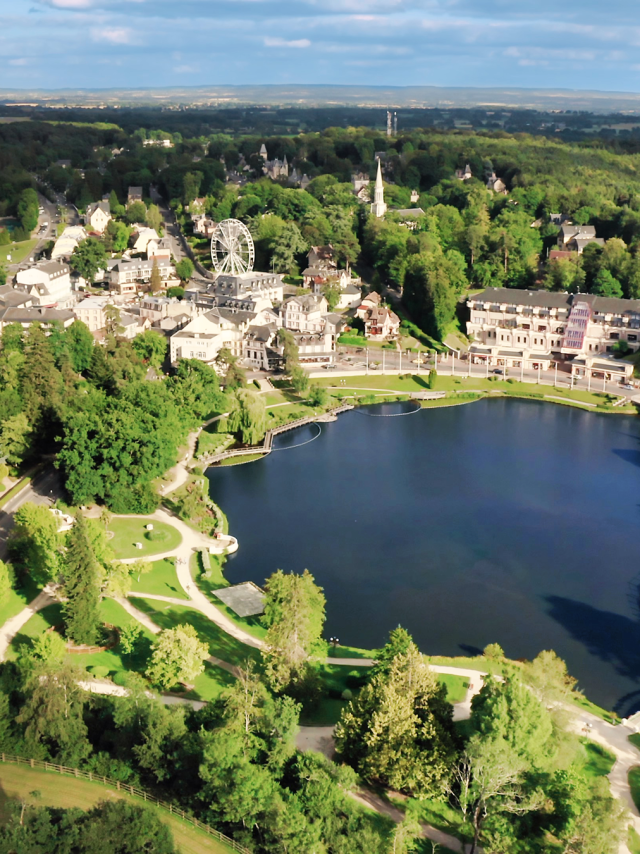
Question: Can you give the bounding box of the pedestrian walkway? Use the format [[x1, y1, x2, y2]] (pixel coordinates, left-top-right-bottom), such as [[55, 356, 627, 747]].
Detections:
[[0, 584, 58, 661]]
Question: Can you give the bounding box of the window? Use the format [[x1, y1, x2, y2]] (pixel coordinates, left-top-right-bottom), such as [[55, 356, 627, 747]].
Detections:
[[609, 332, 619, 340], [629, 334, 638, 342]]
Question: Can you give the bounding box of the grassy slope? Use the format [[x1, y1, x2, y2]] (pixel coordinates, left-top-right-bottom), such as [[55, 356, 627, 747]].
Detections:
[[129, 557, 189, 600], [0, 238, 39, 265], [109, 518, 182, 560], [0, 576, 41, 628], [0, 764, 235, 854]]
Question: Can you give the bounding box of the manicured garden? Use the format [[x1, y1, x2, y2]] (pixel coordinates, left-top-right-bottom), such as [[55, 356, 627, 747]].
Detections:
[[108, 517, 182, 560]]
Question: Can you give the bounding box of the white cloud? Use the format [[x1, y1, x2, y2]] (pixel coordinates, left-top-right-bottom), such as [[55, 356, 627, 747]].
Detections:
[[8, 58, 29, 65], [90, 26, 135, 43], [48, 0, 92, 7], [264, 36, 311, 48], [174, 64, 197, 73]]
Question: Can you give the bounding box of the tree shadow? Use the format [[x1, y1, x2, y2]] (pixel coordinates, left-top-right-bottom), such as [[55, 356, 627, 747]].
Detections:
[[459, 643, 484, 657], [612, 448, 640, 469], [545, 595, 640, 714]]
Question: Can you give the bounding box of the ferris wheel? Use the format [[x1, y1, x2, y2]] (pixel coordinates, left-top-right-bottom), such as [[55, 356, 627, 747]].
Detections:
[[210, 218, 255, 275]]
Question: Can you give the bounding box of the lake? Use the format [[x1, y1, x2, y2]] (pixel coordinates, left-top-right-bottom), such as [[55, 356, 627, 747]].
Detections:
[[206, 398, 640, 713]]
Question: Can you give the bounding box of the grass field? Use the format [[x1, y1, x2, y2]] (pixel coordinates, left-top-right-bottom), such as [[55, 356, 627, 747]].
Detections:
[[109, 517, 182, 560], [438, 673, 470, 704], [576, 739, 616, 780], [313, 372, 627, 410], [196, 430, 234, 458], [129, 557, 188, 600], [629, 733, 640, 751], [0, 763, 236, 854], [129, 598, 261, 670], [0, 238, 38, 266], [0, 576, 41, 628], [629, 827, 640, 854]]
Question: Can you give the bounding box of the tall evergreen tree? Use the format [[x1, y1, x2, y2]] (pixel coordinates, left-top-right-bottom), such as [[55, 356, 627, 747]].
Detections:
[[62, 512, 102, 645]]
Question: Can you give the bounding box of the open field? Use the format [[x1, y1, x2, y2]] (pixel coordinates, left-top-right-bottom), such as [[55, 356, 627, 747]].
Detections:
[[0, 238, 38, 265], [108, 517, 182, 560], [0, 763, 236, 854]]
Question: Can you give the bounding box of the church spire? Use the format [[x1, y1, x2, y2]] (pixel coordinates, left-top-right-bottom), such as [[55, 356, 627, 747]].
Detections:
[[370, 157, 387, 218]]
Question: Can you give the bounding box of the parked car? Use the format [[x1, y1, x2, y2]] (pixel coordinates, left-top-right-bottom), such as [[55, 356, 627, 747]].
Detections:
[[492, 368, 504, 375], [322, 364, 337, 370]]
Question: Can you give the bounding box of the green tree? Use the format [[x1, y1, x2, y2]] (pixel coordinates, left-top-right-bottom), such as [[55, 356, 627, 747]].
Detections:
[[10, 502, 61, 585], [65, 320, 94, 373], [17, 188, 39, 234], [105, 304, 124, 336], [262, 569, 326, 693], [270, 222, 308, 274], [126, 201, 147, 224], [428, 368, 437, 389], [183, 172, 203, 205], [17, 661, 92, 765], [146, 624, 209, 689], [227, 388, 267, 445], [146, 203, 163, 232], [175, 257, 194, 282], [335, 639, 456, 796], [27, 631, 67, 667], [290, 365, 309, 394], [132, 329, 167, 368], [215, 346, 245, 389], [591, 268, 623, 298], [119, 621, 143, 655], [307, 384, 328, 407], [104, 220, 131, 252], [62, 512, 102, 645], [71, 238, 107, 284], [149, 258, 162, 292], [0, 412, 32, 466]]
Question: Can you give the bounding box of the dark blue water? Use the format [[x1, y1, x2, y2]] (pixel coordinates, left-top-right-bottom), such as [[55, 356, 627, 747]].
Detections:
[[206, 399, 640, 713]]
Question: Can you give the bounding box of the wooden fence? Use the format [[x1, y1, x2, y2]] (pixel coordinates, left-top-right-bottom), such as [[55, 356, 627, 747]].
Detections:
[[0, 753, 250, 854]]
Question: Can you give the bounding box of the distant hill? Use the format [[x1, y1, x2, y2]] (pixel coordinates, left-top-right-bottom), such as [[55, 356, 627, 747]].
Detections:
[[2, 85, 640, 114]]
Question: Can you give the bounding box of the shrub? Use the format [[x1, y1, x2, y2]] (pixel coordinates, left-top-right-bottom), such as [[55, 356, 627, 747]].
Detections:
[[90, 665, 111, 679], [112, 671, 129, 687], [341, 688, 353, 701], [507, 378, 516, 384], [200, 548, 211, 572], [145, 529, 168, 542]]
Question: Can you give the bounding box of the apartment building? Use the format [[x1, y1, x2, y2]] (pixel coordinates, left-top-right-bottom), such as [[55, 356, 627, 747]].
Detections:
[[466, 288, 638, 375]]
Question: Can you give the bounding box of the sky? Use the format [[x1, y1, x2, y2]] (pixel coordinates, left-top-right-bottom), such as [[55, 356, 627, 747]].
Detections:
[[2, 0, 640, 92]]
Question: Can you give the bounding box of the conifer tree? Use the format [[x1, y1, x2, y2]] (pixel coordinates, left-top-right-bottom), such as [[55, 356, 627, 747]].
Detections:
[[149, 258, 162, 292], [62, 512, 102, 645]]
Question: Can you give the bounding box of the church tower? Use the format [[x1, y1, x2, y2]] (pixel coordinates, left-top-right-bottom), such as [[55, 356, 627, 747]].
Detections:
[[370, 157, 387, 218]]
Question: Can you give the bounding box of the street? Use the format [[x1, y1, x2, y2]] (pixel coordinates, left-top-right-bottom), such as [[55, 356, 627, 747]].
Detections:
[[0, 467, 64, 561]]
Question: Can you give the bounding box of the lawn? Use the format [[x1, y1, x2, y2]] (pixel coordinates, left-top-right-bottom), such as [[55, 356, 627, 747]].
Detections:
[[6, 599, 156, 678], [0, 763, 236, 854], [129, 557, 189, 600], [313, 372, 627, 411], [575, 739, 616, 781], [0, 575, 41, 629], [129, 598, 261, 669], [438, 673, 470, 704], [629, 767, 640, 812], [0, 238, 39, 266], [301, 663, 371, 726], [629, 827, 640, 854], [108, 517, 182, 560], [630, 734, 640, 751]]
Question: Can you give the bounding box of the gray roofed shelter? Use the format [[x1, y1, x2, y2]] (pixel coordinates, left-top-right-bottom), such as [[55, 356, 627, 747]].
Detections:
[[213, 582, 265, 617]]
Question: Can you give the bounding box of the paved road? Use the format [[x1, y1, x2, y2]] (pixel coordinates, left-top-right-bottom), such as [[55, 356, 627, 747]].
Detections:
[[0, 466, 64, 561]]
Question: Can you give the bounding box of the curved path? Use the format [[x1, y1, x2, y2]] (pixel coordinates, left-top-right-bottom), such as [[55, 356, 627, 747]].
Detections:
[[0, 584, 58, 661]]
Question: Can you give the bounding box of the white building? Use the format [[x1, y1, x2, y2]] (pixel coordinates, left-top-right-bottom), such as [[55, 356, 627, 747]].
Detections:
[[51, 226, 87, 261], [466, 288, 639, 373], [85, 201, 111, 234], [73, 295, 113, 332], [170, 307, 275, 365], [370, 158, 387, 219], [132, 228, 160, 255], [281, 294, 328, 332], [109, 258, 175, 295], [15, 261, 74, 309], [139, 296, 193, 323]]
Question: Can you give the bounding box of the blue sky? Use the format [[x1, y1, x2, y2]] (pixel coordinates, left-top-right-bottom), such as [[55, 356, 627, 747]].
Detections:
[[2, 0, 640, 92]]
